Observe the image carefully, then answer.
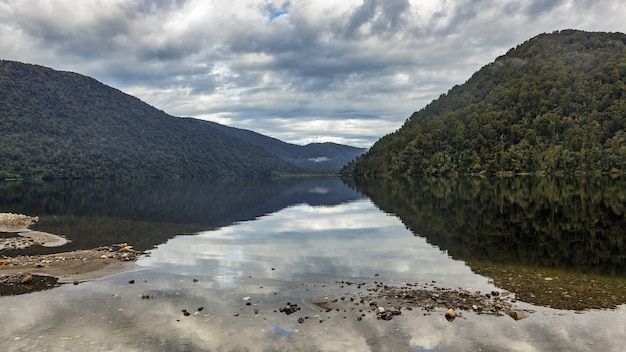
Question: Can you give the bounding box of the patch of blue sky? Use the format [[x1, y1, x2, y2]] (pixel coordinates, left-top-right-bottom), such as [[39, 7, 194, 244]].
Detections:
[[269, 10, 288, 22]]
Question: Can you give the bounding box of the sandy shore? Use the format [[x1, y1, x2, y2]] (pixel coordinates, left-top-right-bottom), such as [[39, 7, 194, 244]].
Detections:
[[1, 212, 144, 296], [1, 243, 144, 295], [0, 245, 141, 283]]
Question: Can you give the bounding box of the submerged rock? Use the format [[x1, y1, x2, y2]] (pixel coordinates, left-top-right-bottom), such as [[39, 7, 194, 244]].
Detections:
[[507, 310, 529, 321], [20, 274, 33, 284], [279, 302, 301, 315], [306, 280, 534, 322]]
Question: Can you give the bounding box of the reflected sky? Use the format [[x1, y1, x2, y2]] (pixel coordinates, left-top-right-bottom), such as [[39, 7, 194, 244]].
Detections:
[[2, 198, 626, 352], [139, 199, 487, 291]]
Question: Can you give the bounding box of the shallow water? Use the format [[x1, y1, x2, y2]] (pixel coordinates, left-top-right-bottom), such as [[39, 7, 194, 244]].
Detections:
[[1, 177, 625, 351]]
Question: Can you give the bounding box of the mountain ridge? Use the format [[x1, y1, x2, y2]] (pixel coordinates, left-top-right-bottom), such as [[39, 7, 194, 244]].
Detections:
[[203, 120, 365, 173], [0, 60, 363, 179]]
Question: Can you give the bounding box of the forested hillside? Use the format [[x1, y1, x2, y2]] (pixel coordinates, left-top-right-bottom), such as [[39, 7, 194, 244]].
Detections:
[[345, 30, 626, 176], [204, 121, 365, 173], [0, 60, 359, 179]]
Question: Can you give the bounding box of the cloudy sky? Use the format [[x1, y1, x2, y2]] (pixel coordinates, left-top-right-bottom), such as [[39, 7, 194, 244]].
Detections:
[[2, 0, 626, 147]]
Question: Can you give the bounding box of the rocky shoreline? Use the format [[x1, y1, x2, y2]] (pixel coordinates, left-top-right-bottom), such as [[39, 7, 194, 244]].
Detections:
[[297, 279, 532, 323], [1, 212, 69, 250], [168, 277, 533, 327], [1, 213, 147, 295], [0, 243, 146, 295]]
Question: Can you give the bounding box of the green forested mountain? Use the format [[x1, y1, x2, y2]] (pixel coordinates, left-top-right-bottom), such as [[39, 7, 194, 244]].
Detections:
[[345, 30, 626, 176], [0, 60, 360, 179], [204, 121, 365, 173]]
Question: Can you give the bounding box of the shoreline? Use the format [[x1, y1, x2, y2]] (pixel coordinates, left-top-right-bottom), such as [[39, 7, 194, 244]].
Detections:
[[0, 244, 145, 295], [1, 213, 144, 295]]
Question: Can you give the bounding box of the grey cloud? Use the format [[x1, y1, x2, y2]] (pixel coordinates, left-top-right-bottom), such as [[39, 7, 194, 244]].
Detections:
[[13, 6, 133, 57], [526, 0, 566, 17], [134, 0, 189, 13], [378, 0, 411, 29], [343, 0, 411, 38]]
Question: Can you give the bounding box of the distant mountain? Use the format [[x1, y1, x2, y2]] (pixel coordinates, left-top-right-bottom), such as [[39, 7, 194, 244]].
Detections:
[[204, 121, 365, 173], [0, 60, 362, 179], [345, 30, 626, 176]]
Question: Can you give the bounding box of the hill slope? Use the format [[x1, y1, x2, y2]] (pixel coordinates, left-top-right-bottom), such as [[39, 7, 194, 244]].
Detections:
[[204, 121, 365, 173], [0, 60, 359, 179], [345, 30, 626, 176]]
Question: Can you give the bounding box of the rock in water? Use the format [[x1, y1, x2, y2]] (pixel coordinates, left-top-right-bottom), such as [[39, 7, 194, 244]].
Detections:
[[507, 310, 529, 321], [21, 274, 34, 284], [445, 308, 456, 322], [279, 302, 300, 315]]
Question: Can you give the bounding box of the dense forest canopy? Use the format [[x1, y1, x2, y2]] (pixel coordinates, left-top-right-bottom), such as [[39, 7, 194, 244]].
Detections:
[[345, 30, 626, 176], [0, 60, 363, 179]]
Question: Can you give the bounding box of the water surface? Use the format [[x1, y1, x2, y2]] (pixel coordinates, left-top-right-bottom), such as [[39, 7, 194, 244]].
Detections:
[[1, 177, 625, 351]]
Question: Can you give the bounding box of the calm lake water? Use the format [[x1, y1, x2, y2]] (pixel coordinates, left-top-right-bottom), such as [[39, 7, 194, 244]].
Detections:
[[1, 176, 625, 352]]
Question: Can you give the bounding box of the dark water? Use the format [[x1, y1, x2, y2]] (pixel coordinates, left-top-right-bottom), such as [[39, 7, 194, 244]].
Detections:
[[0, 177, 362, 254], [1, 176, 625, 351]]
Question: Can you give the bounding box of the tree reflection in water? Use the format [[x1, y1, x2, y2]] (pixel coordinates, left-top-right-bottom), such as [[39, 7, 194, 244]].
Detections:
[[349, 176, 626, 310]]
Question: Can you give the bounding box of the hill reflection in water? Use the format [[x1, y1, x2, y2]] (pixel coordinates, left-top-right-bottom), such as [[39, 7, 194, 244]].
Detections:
[[349, 176, 626, 309], [0, 177, 364, 254]]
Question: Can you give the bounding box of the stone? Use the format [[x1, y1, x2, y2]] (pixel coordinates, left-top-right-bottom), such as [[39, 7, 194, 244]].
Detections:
[[119, 246, 135, 253], [507, 310, 529, 321], [21, 274, 33, 284], [445, 308, 456, 322], [279, 303, 300, 315], [380, 311, 393, 320]]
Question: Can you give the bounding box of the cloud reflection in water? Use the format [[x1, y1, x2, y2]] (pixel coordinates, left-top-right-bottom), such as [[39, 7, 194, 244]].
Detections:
[[2, 199, 626, 351]]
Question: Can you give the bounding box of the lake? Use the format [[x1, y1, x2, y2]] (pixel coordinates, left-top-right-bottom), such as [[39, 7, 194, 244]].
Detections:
[[1, 176, 625, 351]]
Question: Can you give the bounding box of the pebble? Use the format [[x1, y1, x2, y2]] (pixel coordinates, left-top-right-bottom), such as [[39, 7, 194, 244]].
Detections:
[[445, 308, 456, 322], [507, 310, 529, 320], [21, 274, 34, 284], [119, 246, 135, 253]]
